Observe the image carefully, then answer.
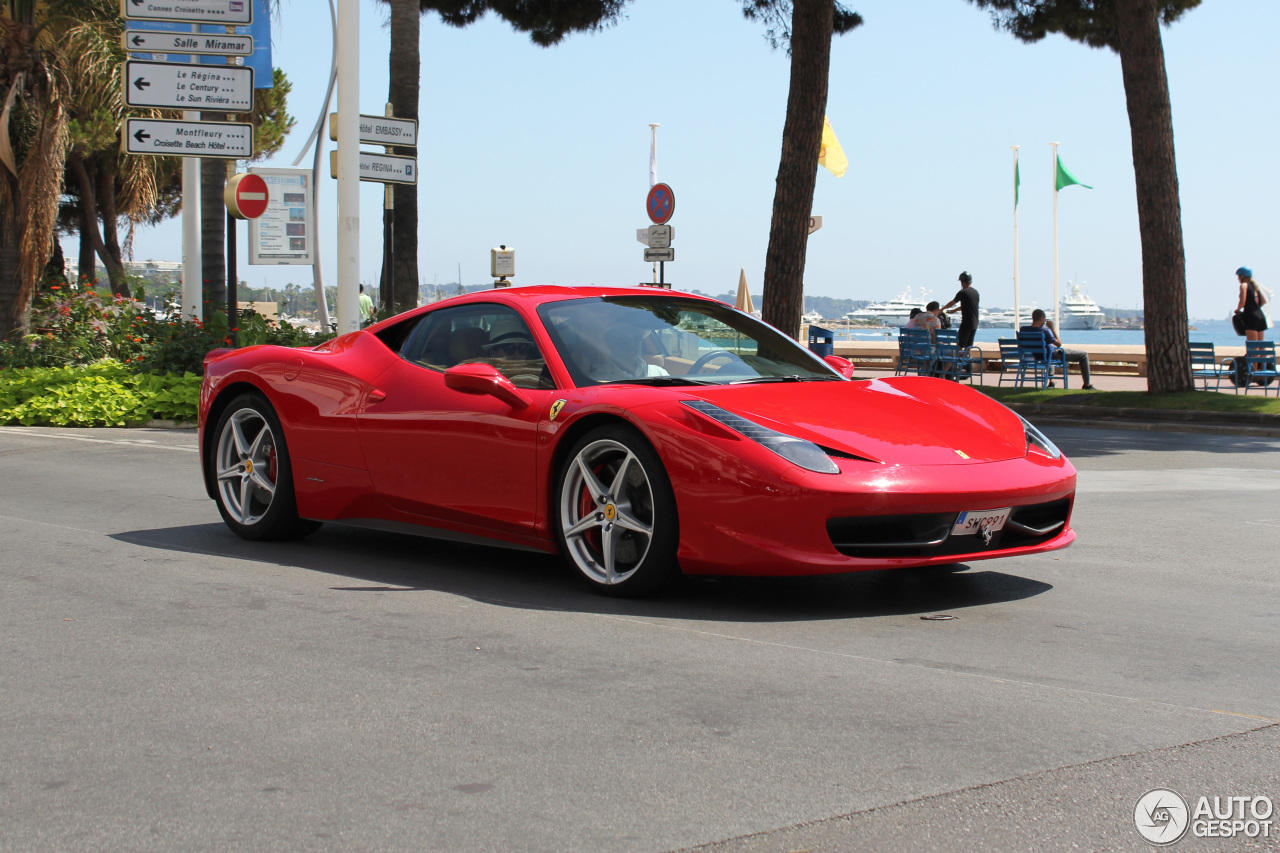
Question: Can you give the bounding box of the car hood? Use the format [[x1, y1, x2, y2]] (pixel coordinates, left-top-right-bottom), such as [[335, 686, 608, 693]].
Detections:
[[685, 377, 1028, 465]]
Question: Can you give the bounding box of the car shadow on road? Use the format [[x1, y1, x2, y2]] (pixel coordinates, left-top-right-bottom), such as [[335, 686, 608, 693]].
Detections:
[[112, 521, 1053, 624]]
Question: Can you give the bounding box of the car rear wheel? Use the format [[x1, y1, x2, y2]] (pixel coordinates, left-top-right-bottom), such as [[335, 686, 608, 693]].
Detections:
[[212, 393, 320, 541], [556, 424, 679, 596]]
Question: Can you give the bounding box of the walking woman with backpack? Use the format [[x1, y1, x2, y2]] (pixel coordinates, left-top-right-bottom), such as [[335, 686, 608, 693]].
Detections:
[[1234, 266, 1268, 342]]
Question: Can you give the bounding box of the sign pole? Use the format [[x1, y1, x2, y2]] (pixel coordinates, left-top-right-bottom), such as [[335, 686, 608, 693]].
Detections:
[[227, 208, 238, 347], [335, 0, 360, 334], [382, 102, 394, 318], [1012, 145, 1020, 330], [649, 123, 659, 284], [182, 111, 201, 319]]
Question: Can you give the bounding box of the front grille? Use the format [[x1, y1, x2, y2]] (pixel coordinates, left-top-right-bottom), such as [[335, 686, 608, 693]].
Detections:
[[827, 497, 1071, 558]]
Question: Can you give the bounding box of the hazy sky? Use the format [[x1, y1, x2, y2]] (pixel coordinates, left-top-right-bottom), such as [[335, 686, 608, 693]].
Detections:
[[111, 0, 1279, 320]]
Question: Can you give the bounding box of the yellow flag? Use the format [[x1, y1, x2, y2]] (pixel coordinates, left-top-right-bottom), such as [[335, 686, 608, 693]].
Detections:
[[818, 116, 848, 178]]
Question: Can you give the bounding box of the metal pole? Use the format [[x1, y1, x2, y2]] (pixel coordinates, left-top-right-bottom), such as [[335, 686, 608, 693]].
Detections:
[[293, 0, 337, 331], [1012, 145, 1020, 330], [181, 111, 202, 319], [382, 102, 394, 319], [1051, 141, 1060, 332], [226, 209, 238, 347], [335, 0, 360, 334], [649, 122, 659, 284]]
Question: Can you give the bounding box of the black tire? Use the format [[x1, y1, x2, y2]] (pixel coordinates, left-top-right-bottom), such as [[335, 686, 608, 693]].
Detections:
[[554, 423, 680, 597], [211, 393, 321, 541]]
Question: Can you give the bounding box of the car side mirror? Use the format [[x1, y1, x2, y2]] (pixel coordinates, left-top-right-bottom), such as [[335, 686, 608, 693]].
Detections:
[[444, 362, 532, 409], [823, 354, 854, 379]]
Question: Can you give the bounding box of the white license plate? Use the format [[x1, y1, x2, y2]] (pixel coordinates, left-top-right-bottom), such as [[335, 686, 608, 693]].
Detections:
[[951, 508, 1011, 537]]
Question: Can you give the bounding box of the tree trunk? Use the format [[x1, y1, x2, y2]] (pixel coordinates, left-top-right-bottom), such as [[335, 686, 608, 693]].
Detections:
[[1114, 0, 1192, 393], [386, 0, 420, 316], [77, 178, 96, 286], [760, 0, 833, 340], [0, 177, 24, 339], [43, 238, 66, 286], [67, 154, 129, 298], [200, 155, 226, 318], [96, 163, 129, 296]]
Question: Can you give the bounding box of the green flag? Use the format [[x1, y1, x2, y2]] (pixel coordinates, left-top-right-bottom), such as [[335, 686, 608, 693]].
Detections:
[[1055, 155, 1092, 191], [1015, 159, 1021, 208]]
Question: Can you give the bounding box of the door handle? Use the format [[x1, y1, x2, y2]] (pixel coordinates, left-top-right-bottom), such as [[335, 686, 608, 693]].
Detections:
[[368, 389, 386, 403]]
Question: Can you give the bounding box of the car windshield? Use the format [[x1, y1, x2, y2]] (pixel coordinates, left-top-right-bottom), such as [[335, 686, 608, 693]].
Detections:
[[538, 295, 842, 387]]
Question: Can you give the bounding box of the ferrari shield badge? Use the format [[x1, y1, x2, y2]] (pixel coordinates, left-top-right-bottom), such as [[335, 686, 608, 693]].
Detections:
[[549, 399, 566, 421]]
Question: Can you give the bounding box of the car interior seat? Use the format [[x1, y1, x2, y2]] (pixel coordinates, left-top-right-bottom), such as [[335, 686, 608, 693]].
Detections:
[[447, 326, 490, 365]]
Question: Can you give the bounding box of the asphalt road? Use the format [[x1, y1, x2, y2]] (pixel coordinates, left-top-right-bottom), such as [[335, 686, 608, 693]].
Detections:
[[0, 424, 1277, 852]]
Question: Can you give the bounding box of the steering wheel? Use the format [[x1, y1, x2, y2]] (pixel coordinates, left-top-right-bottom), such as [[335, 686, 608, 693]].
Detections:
[[688, 350, 748, 375]]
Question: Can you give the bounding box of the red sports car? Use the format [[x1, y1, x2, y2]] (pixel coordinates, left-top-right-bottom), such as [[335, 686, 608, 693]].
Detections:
[[199, 286, 1075, 596]]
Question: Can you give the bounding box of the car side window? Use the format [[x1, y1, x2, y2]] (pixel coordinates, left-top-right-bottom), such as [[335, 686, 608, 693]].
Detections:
[[402, 304, 554, 390]]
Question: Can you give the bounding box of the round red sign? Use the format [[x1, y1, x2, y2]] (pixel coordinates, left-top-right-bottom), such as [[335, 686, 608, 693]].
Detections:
[[224, 173, 270, 220], [646, 182, 675, 225]]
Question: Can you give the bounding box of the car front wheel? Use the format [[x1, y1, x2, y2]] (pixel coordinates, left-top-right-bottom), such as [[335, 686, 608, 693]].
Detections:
[[212, 393, 319, 541], [556, 424, 679, 596]]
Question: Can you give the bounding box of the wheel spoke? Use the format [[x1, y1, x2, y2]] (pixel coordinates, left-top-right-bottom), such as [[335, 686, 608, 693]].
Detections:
[[239, 475, 252, 519], [247, 424, 268, 460], [612, 508, 651, 538], [563, 513, 600, 540], [608, 451, 635, 496], [216, 464, 243, 482], [575, 455, 608, 503], [600, 524, 617, 583], [249, 469, 276, 496], [231, 418, 250, 457]]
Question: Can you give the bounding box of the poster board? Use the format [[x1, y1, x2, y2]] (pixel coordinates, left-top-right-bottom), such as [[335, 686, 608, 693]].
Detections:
[[248, 168, 314, 265]]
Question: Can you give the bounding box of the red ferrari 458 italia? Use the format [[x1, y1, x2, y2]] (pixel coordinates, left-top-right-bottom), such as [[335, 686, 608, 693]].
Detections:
[[199, 286, 1075, 595]]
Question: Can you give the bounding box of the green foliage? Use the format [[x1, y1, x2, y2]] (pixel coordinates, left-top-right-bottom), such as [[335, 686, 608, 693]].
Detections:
[[965, 0, 1202, 52], [249, 67, 297, 163], [741, 0, 863, 51], [0, 361, 202, 426], [418, 0, 632, 46]]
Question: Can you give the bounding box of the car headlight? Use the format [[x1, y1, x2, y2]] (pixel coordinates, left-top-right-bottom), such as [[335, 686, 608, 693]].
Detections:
[[1020, 415, 1061, 459], [683, 400, 840, 474]]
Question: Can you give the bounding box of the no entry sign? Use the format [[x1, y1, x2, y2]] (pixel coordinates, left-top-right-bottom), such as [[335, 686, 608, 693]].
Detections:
[[224, 172, 269, 220], [646, 183, 675, 225]]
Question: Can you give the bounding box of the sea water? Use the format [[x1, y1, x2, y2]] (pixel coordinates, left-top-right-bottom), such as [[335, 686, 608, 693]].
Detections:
[[833, 319, 1262, 349]]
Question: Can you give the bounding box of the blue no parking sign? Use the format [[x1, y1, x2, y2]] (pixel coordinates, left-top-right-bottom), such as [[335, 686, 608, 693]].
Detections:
[[646, 183, 675, 224]]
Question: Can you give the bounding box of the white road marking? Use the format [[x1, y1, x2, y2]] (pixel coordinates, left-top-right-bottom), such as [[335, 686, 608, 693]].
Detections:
[[1077, 468, 1280, 493], [0, 428, 197, 452]]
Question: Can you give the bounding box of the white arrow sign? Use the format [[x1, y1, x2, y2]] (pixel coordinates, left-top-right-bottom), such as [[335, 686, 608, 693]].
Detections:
[[329, 113, 418, 148], [125, 118, 252, 159], [643, 247, 675, 262], [123, 60, 253, 111], [123, 29, 254, 56], [121, 0, 252, 25], [329, 150, 417, 185]]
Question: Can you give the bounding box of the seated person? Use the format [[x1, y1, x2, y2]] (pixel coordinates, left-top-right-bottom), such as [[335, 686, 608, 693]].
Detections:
[[905, 301, 943, 342], [572, 321, 670, 382], [1020, 308, 1095, 390], [480, 326, 551, 389]]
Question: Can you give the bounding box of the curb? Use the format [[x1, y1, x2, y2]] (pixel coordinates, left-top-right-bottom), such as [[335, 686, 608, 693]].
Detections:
[[1005, 403, 1280, 437]]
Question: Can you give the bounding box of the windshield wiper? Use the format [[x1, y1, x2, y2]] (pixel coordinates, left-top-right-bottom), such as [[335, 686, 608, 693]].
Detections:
[[729, 374, 844, 384], [601, 376, 718, 386]]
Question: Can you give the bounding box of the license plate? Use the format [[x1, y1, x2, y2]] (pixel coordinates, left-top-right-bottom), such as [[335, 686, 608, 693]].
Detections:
[[951, 507, 1011, 537]]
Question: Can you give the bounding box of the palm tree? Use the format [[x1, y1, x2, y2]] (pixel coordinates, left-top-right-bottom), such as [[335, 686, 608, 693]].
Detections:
[[0, 0, 70, 339]]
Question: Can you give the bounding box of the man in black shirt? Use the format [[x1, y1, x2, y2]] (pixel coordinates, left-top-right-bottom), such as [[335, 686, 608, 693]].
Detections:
[[942, 271, 980, 350]]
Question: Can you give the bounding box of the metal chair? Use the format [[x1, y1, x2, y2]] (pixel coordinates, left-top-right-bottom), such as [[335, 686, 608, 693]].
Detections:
[[896, 328, 934, 376], [934, 329, 983, 384], [1015, 330, 1069, 389], [1228, 341, 1279, 396], [1189, 342, 1229, 391], [996, 338, 1021, 387]]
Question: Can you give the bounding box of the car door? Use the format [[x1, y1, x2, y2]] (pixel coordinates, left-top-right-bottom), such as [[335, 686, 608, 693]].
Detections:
[[356, 303, 556, 543]]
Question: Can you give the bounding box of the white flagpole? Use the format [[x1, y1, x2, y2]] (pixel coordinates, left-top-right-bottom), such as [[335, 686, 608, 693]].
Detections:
[[649, 123, 659, 284], [1012, 145, 1020, 330], [1051, 141, 1061, 332]]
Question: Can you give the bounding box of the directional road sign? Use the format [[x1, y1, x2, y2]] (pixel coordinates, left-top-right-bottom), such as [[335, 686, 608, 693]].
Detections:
[[121, 0, 252, 26], [646, 182, 675, 225], [124, 118, 252, 159], [328, 113, 418, 148], [329, 150, 417, 185], [643, 248, 675, 262], [123, 60, 254, 111], [123, 28, 254, 56], [808, 215, 824, 234], [224, 172, 269, 220]]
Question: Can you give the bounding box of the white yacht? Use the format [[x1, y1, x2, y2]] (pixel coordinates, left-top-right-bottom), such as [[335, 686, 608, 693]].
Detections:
[[843, 289, 930, 327], [981, 306, 1035, 328], [801, 310, 825, 325], [1058, 282, 1105, 330]]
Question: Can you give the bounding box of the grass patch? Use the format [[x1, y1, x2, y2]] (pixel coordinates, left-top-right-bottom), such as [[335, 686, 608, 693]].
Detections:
[[978, 386, 1280, 415]]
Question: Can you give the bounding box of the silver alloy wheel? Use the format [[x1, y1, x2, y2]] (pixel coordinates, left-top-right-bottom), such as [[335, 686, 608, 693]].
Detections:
[[215, 408, 279, 526], [560, 438, 656, 585]]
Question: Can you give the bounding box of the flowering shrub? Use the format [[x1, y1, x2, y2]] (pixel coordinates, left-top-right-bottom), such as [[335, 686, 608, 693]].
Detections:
[[0, 361, 201, 427]]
